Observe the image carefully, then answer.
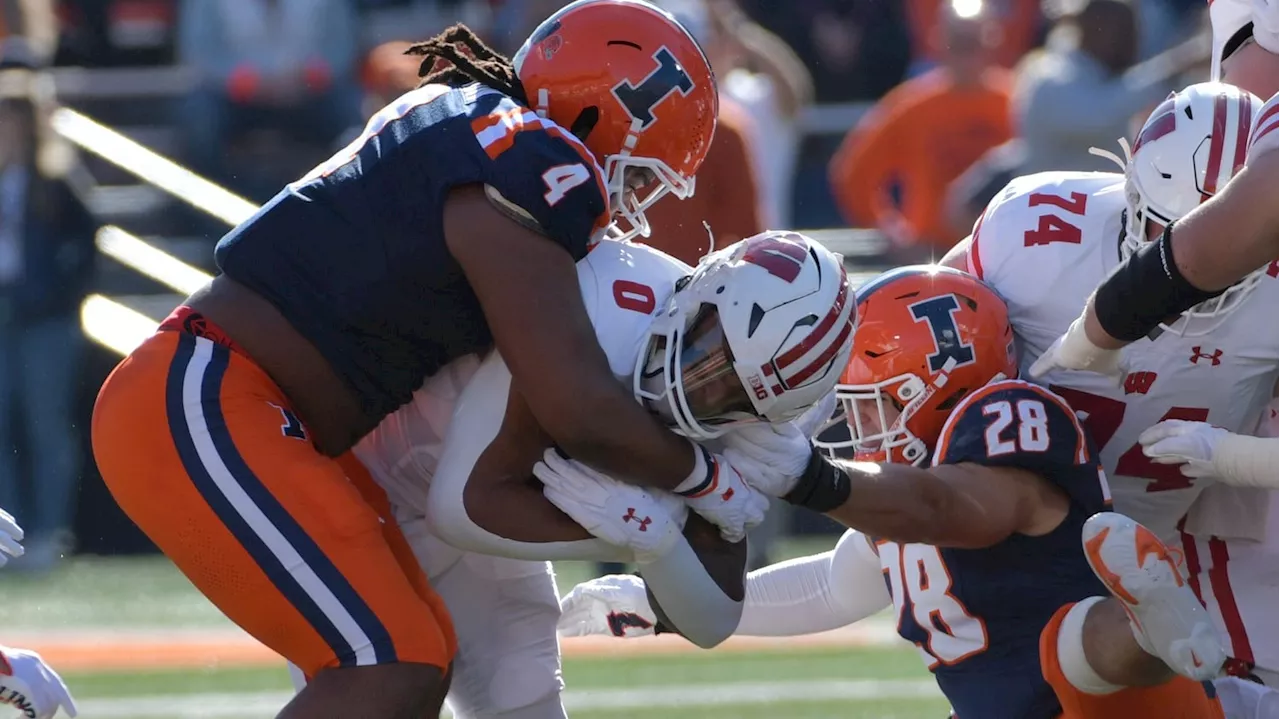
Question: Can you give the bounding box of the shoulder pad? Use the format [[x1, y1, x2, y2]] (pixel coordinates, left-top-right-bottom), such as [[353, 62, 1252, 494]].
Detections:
[[934, 379, 1111, 513], [577, 241, 690, 378], [471, 92, 610, 260], [969, 172, 1123, 282]]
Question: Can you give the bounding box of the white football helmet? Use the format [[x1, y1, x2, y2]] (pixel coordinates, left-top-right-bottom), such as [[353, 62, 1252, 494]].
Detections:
[[634, 231, 857, 440], [1093, 81, 1265, 336]]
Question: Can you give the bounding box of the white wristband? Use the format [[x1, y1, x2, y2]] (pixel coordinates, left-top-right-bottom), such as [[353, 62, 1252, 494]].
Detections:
[[1059, 317, 1121, 372], [674, 441, 714, 496], [1213, 434, 1280, 489]]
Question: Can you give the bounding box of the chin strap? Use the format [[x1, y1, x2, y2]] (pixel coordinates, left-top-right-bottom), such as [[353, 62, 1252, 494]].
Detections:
[[1088, 136, 1133, 172]]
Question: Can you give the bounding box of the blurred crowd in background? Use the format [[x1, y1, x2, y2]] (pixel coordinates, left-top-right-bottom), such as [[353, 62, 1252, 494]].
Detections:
[[0, 0, 1216, 573]]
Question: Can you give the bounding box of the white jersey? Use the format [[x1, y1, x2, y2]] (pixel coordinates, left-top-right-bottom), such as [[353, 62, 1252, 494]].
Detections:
[[354, 241, 692, 515], [1210, 0, 1280, 81], [1248, 92, 1279, 161], [970, 171, 1279, 542]]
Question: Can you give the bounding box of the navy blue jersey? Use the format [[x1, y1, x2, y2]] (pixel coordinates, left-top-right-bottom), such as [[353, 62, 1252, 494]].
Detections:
[[214, 83, 610, 429], [878, 379, 1112, 719]]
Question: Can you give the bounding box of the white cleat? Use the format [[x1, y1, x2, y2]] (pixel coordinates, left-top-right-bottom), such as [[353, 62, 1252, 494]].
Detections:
[[1082, 512, 1227, 682]]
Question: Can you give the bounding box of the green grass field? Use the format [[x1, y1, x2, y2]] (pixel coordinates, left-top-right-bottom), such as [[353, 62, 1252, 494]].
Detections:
[[1, 540, 950, 719]]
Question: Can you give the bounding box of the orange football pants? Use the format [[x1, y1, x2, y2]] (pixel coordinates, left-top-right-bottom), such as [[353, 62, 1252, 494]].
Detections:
[[92, 324, 456, 676], [1040, 602, 1226, 719]]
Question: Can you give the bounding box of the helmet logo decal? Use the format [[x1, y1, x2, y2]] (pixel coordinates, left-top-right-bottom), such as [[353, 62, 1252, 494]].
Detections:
[[740, 233, 808, 282], [1132, 96, 1178, 154], [611, 47, 694, 131], [909, 295, 975, 373]]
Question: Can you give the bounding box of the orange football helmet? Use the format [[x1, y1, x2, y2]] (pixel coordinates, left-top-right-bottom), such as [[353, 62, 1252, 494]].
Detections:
[[818, 266, 1017, 466], [514, 0, 717, 241]]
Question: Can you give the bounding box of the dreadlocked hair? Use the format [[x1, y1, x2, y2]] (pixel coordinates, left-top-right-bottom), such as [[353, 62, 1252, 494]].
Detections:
[[407, 24, 528, 105]]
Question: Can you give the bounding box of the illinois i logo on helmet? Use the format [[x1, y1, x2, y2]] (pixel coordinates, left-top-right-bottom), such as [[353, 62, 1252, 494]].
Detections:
[[611, 47, 695, 130]]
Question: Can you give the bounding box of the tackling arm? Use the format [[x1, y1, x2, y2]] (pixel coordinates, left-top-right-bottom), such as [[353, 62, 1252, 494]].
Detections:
[[818, 460, 1061, 549], [426, 350, 633, 562], [444, 186, 699, 491], [735, 529, 891, 636]]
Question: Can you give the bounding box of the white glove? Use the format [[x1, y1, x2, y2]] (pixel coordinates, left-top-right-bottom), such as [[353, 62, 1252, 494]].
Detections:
[[557, 574, 658, 638], [0, 508, 24, 567], [0, 646, 77, 719], [1140, 420, 1228, 479], [678, 450, 770, 543], [534, 449, 682, 563], [795, 390, 838, 439], [1028, 317, 1127, 384], [720, 421, 813, 497]]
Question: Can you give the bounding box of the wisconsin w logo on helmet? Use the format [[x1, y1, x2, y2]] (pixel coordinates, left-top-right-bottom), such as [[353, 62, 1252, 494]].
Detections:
[[740, 232, 809, 283]]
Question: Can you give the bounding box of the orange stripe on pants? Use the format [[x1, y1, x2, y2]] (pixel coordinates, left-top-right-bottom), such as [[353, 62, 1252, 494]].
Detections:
[[92, 330, 456, 676]]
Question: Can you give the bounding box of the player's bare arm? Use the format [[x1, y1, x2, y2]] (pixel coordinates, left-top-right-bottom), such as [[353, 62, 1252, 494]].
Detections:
[[418, 349, 749, 647], [939, 235, 972, 272], [1223, 40, 1278, 97], [459, 371, 595, 544], [816, 460, 1068, 549], [444, 186, 695, 490]]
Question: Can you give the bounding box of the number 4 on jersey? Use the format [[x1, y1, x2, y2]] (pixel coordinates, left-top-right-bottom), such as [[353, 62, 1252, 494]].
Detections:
[[542, 164, 591, 205], [1024, 192, 1089, 246]]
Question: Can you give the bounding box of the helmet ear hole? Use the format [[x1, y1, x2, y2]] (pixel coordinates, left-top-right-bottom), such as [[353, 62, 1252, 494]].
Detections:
[[569, 106, 599, 141]]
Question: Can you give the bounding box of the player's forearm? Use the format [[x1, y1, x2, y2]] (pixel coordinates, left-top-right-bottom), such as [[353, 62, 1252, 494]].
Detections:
[[640, 535, 742, 648], [553, 393, 696, 491], [1091, 151, 1278, 345], [1173, 150, 1279, 292], [737, 530, 890, 637], [1091, 222, 1228, 345], [735, 550, 851, 636], [822, 461, 974, 547], [1213, 434, 1280, 489], [783, 452, 1002, 549]]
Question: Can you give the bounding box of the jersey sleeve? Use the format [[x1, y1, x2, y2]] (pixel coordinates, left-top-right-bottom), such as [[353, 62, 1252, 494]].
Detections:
[[470, 98, 611, 260], [932, 379, 1111, 514], [1247, 93, 1279, 163], [965, 172, 1065, 287]]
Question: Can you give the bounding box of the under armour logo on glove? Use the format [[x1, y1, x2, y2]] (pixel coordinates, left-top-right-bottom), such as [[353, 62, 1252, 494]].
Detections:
[[622, 508, 653, 532], [607, 611, 654, 637], [534, 449, 680, 563]]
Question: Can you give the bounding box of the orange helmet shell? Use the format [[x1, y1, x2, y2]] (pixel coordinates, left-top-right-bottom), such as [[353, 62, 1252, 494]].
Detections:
[[840, 266, 1017, 464], [514, 0, 718, 239]]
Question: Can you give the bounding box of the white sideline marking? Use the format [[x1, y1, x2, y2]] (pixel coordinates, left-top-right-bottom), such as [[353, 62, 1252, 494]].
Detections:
[[75, 678, 942, 717]]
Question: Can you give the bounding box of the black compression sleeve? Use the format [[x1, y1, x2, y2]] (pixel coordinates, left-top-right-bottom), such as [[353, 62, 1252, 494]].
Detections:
[[782, 447, 851, 514], [1094, 223, 1226, 342]]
